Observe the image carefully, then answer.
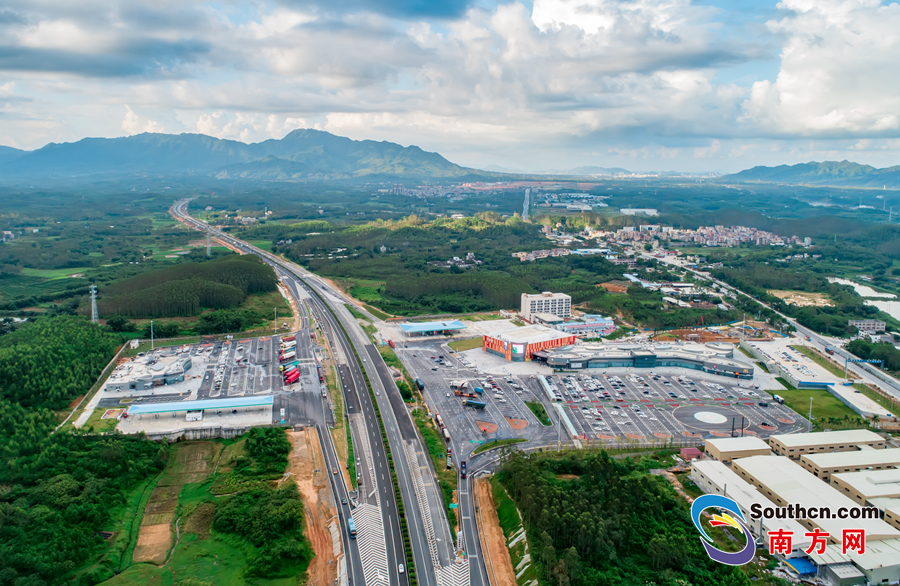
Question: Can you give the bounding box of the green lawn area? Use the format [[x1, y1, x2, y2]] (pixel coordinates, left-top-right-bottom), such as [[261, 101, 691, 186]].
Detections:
[[246, 239, 274, 252], [776, 382, 864, 429], [793, 345, 846, 377], [345, 304, 368, 321], [472, 438, 527, 455], [242, 288, 293, 321], [20, 266, 92, 279], [363, 304, 392, 321], [525, 401, 552, 426], [449, 337, 483, 352], [82, 407, 119, 433]]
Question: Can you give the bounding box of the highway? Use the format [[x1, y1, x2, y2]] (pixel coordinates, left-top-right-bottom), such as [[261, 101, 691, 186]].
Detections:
[[171, 200, 439, 586]]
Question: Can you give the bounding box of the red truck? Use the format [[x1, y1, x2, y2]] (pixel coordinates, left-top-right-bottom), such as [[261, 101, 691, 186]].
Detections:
[[282, 335, 296, 342], [284, 371, 300, 384]]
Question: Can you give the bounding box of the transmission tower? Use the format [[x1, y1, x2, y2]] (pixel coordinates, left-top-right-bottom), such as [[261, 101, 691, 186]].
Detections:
[[90, 284, 98, 323]]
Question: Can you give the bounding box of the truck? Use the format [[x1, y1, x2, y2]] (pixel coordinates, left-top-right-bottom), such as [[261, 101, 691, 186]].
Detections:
[[279, 360, 300, 372], [282, 335, 296, 343], [434, 413, 444, 428], [460, 460, 467, 479], [825, 346, 835, 355], [450, 380, 468, 391], [772, 394, 785, 404], [473, 386, 484, 395], [283, 365, 299, 377], [281, 340, 297, 350], [462, 399, 486, 409], [387, 339, 395, 349], [455, 390, 478, 399], [285, 372, 300, 385], [415, 378, 424, 391], [280, 350, 296, 361], [347, 517, 356, 538], [442, 428, 451, 442]]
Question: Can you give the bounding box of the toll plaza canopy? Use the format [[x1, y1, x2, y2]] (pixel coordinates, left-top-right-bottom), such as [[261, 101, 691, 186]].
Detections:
[[399, 320, 467, 336], [127, 395, 274, 415]]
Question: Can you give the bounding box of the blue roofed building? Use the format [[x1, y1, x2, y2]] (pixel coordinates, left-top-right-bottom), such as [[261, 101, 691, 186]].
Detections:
[[399, 320, 467, 337]]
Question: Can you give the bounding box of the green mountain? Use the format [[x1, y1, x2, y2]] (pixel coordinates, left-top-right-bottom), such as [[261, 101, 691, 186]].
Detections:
[[0, 129, 475, 180], [723, 160, 900, 188]]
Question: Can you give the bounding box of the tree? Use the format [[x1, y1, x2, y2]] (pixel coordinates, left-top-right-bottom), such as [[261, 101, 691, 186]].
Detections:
[[105, 315, 135, 332]]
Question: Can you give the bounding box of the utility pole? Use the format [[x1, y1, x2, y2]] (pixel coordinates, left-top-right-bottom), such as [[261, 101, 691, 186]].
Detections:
[[150, 320, 155, 350], [90, 284, 98, 323], [274, 307, 277, 331], [808, 396, 813, 432]]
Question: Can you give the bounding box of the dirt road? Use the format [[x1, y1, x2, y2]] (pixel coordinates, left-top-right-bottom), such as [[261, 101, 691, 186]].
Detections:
[[475, 477, 518, 586], [288, 428, 340, 586]]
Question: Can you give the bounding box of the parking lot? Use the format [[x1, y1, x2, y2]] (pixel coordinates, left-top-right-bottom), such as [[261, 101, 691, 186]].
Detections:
[[396, 341, 805, 457]]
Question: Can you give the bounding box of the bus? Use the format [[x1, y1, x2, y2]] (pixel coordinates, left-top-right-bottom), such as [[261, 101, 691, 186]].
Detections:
[[347, 517, 356, 538], [773, 394, 785, 404]]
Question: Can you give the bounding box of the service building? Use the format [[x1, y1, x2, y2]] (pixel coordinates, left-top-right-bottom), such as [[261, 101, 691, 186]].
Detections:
[[482, 325, 575, 362], [520, 292, 572, 321]]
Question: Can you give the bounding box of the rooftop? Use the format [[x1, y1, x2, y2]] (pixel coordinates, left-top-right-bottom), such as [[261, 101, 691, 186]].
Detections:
[[769, 429, 884, 448], [127, 395, 274, 415], [705, 436, 771, 453], [399, 320, 467, 334], [494, 325, 573, 345], [802, 448, 900, 469], [834, 469, 900, 499]]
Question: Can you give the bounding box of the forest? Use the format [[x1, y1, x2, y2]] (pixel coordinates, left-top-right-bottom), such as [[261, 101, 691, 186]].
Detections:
[[496, 450, 752, 586], [0, 316, 171, 586], [847, 339, 900, 373], [99, 254, 277, 318]]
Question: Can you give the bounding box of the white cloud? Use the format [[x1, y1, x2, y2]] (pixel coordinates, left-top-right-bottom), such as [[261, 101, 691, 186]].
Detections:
[[742, 0, 900, 137], [122, 105, 164, 134]]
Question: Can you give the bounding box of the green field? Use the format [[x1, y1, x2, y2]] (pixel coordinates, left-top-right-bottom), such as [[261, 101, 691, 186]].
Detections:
[[525, 401, 552, 426], [20, 266, 92, 279], [449, 337, 483, 352], [775, 379, 866, 429]]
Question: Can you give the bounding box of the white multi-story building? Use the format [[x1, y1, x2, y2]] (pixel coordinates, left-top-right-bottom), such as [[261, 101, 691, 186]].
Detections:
[[521, 292, 571, 321]]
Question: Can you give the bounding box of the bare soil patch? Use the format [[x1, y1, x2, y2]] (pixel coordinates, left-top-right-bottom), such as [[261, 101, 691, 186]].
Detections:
[[475, 477, 518, 586], [506, 417, 528, 430], [475, 421, 499, 434], [133, 524, 171, 564], [288, 429, 338, 586]]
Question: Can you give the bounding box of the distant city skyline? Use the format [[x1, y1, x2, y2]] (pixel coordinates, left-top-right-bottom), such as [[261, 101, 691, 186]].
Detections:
[[1, 0, 899, 172]]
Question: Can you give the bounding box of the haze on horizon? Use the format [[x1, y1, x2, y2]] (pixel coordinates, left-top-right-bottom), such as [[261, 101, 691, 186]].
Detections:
[[1, 0, 899, 174]]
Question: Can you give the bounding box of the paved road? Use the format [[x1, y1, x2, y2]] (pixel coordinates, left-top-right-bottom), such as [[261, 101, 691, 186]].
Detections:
[[172, 200, 415, 586]]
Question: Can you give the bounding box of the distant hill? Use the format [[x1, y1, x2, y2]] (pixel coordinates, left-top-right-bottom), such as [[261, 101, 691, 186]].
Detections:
[[558, 165, 631, 176], [0, 129, 477, 180], [723, 160, 900, 188]]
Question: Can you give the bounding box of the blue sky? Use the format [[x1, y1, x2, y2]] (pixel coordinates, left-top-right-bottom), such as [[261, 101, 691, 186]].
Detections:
[[1, 0, 899, 173]]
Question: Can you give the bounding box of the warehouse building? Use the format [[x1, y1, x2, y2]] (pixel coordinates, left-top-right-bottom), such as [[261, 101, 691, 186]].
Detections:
[[801, 448, 900, 482], [482, 325, 575, 362], [704, 436, 771, 463], [125, 395, 274, 421], [107, 355, 193, 392], [553, 314, 616, 337], [830, 468, 900, 506], [768, 429, 886, 459], [690, 459, 811, 556], [520, 292, 571, 321]]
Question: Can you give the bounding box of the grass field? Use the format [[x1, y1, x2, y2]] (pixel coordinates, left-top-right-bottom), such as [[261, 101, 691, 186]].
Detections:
[[363, 304, 391, 320], [20, 266, 92, 279], [449, 337, 483, 352], [525, 401, 552, 426], [242, 288, 293, 321], [775, 379, 864, 429]]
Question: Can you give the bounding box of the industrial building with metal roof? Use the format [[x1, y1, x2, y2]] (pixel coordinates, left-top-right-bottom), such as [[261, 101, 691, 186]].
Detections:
[[800, 448, 900, 482], [703, 436, 771, 463], [768, 429, 886, 459]]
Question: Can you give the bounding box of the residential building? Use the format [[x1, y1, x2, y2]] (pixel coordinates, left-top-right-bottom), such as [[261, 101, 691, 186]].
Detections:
[[850, 319, 886, 334]]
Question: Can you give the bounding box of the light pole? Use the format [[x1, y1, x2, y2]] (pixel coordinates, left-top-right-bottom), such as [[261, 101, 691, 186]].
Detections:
[[808, 396, 813, 432], [150, 320, 154, 350]]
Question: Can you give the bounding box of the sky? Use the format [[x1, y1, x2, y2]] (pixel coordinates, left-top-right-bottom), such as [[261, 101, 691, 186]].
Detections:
[[1, 0, 900, 173]]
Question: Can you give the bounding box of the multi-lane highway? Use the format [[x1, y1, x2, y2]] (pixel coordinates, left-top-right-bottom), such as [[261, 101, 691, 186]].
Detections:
[[171, 200, 445, 586]]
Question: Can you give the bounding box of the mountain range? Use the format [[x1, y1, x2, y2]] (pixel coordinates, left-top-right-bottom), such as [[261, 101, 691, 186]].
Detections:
[[0, 129, 477, 181], [722, 160, 900, 188]]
